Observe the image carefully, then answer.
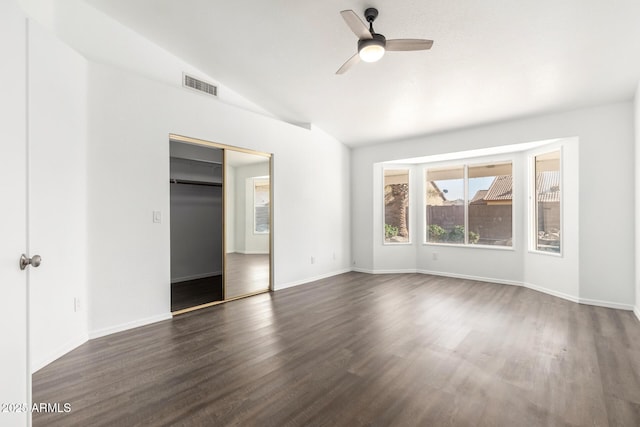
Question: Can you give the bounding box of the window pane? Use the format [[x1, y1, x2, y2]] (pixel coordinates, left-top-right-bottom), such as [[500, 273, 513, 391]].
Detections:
[[426, 166, 464, 243], [384, 169, 410, 243], [468, 163, 513, 246], [535, 151, 561, 253], [254, 178, 269, 233]]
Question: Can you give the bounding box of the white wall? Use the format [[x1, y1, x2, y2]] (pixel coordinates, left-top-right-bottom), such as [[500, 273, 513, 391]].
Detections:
[[86, 61, 351, 336], [353, 102, 635, 308], [28, 21, 89, 371], [635, 81, 640, 320]]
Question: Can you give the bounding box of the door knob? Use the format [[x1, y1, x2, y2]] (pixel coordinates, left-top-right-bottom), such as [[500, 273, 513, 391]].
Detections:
[[20, 254, 42, 270]]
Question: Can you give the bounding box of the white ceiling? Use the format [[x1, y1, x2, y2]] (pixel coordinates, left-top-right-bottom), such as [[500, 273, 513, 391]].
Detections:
[[85, 0, 640, 147]]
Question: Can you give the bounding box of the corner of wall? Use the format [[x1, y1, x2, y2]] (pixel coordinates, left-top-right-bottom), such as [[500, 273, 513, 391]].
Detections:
[[89, 313, 173, 340], [31, 334, 88, 373], [635, 80, 640, 317]]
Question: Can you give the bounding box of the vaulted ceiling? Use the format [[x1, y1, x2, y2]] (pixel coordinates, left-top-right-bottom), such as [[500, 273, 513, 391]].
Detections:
[[86, 0, 640, 146]]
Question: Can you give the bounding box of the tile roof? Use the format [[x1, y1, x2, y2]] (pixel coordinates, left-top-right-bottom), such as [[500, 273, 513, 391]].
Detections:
[[484, 175, 512, 201], [474, 171, 559, 203], [536, 171, 560, 202], [470, 189, 488, 204]]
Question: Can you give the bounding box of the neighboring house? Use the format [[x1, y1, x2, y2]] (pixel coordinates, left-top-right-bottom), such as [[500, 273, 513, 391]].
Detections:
[[469, 189, 489, 204], [482, 175, 513, 205], [470, 172, 560, 205]]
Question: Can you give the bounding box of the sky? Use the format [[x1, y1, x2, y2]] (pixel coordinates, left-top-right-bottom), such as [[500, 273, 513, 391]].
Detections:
[[435, 176, 495, 201]]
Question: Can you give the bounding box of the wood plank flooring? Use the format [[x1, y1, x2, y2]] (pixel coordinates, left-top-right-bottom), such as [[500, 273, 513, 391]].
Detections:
[[32, 273, 640, 426], [171, 276, 223, 312], [225, 253, 270, 299]]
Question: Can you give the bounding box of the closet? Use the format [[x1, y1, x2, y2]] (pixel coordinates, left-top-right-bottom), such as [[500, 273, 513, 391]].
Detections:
[[170, 142, 224, 311], [169, 135, 272, 314]]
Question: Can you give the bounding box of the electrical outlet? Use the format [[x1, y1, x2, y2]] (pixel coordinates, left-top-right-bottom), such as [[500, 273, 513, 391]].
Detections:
[[311, 256, 315, 264], [432, 252, 438, 261], [74, 297, 81, 312], [332, 252, 336, 261]]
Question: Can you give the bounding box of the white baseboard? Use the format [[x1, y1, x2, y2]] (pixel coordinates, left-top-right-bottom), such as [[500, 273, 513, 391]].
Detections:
[[276, 268, 352, 290], [89, 313, 172, 340], [418, 269, 522, 287], [401, 269, 634, 311], [172, 271, 222, 283], [575, 298, 634, 311], [369, 268, 418, 274], [634, 306, 640, 322], [521, 282, 580, 304], [351, 267, 375, 274], [32, 333, 88, 373]]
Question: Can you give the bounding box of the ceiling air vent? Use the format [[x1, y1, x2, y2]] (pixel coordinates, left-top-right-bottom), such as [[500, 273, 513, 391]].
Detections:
[[183, 73, 218, 97]]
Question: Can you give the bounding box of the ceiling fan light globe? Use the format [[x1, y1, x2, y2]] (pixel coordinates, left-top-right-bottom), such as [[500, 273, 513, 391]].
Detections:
[[359, 44, 385, 62], [358, 35, 386, 63]]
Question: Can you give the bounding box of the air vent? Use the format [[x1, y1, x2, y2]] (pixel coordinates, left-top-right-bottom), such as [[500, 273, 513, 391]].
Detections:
[[183, 73, 218, 97]]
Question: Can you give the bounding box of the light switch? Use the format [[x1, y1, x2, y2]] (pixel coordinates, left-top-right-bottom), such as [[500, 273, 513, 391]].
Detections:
[[153, 211, 162, 223]]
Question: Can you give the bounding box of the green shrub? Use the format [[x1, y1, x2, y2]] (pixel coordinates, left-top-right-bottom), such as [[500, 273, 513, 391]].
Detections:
[[385, 224, 399, 239], [428, 224, 446, 242], [448, 225, 465, 243]]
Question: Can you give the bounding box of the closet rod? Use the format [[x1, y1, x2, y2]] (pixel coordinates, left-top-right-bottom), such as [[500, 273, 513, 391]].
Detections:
[[170, 178, 223, 187]]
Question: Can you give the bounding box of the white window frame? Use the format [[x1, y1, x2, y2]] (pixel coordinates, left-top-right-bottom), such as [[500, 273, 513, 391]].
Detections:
[[382, 167, 412, 245], [253, 176, 269, 235], [528, 147, 563, 257], [423, 158, 515, 250]]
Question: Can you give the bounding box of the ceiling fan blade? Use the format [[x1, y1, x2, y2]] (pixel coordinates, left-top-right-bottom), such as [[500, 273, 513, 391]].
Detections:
[[336, 53, 360, 75], [386, 39, 434, 51], [340, 10, 373, 40]]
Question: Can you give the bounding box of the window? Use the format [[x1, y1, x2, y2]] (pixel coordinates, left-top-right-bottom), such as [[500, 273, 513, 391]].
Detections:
[[426, 166, 464, 243], [426, 162, 513, 246], [253, 177, 269, 233], [532, 150, 561, 253], [468, 163, 513, 246], [384, 169, 410, 243]]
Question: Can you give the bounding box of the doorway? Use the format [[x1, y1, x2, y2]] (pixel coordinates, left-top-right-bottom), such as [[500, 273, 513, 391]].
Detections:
[[169, 135, 272, 314]]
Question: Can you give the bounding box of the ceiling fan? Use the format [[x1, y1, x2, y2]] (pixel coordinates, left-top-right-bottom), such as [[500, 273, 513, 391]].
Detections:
[[336, 8, 434, 74]]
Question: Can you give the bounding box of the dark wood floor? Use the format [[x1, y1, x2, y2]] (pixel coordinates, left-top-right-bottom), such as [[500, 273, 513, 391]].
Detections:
[[33, 273, 640, 426], [171, 276, 223, 312]]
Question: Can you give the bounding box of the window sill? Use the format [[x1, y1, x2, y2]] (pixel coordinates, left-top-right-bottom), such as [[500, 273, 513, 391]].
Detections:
[[423, 242, 514, 252], [528, 249, 563, 258]]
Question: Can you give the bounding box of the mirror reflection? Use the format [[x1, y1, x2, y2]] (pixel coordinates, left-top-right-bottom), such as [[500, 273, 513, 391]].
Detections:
[[225, 150, 271, 299]]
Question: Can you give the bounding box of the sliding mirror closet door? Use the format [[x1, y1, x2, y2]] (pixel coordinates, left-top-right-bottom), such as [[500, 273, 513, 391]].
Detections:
[[225, 150, 271, 299], [170, 141, 224, 312]]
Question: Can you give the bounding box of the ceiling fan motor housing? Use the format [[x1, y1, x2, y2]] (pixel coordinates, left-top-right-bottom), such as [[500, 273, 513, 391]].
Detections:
[[359, 33, 386, 50]]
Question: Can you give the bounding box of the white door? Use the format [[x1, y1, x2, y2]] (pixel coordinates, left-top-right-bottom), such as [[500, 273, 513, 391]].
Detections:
[[0, 2, 30, 426]]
